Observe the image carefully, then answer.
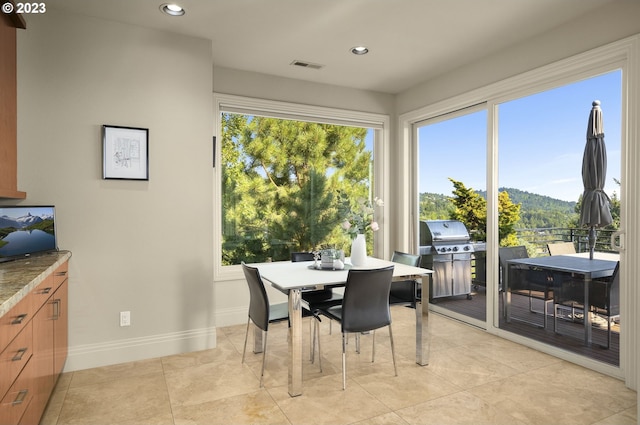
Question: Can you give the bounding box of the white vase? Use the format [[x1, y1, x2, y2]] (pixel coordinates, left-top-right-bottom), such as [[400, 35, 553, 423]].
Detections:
[[350, 233, 367, 266]]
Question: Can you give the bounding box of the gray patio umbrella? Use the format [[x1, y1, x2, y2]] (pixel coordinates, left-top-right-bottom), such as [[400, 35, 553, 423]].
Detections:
[[579, 100, 612, 259]]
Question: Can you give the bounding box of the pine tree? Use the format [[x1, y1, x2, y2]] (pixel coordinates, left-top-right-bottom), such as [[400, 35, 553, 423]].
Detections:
[[221, 114, 371, 264], [447, 178, 521, 245]]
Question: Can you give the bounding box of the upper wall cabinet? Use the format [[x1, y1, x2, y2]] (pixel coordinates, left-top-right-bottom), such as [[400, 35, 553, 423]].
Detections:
[[0, 10, 26, 199]]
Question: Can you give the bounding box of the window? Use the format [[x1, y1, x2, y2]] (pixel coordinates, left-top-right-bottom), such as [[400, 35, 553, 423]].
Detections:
[[214, 94, 389, 277], [401, 36, 636, 379]]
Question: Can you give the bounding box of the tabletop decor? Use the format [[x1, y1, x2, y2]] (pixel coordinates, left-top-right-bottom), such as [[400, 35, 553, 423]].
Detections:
[[310, 249, 345, 270], [340, 196, 383, 266]]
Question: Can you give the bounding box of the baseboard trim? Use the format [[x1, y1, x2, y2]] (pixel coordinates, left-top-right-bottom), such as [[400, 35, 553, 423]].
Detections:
[[65, 327, 216, 372], [214, 306, 247, 327]]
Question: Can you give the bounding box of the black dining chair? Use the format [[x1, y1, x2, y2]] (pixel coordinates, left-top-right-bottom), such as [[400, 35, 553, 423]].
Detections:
[[315, 266, 397, 390], [499, 246, 555, 329], [389, 250, 421, 308], [554, 262, 619, 348], [241, 262, 289, 387], [291, 252, 343, 364], [589, 262, 620, 349]]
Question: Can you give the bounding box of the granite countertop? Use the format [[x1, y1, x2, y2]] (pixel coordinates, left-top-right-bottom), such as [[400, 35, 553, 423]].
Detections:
[[0, 250, 72, 317]]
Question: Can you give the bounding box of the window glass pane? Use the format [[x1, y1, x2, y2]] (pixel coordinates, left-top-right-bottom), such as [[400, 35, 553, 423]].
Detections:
[[498, 70, 622, 366], [221, 113, 375, 265], [417, 109, 487, 323]]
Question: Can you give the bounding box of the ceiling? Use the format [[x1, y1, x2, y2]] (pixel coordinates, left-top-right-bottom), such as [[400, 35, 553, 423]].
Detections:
[[45, 0, 612, 94]]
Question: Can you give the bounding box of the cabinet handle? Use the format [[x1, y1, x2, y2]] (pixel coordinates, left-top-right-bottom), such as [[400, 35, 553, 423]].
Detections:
[[12, 348, 28, 362], [13, 389, 28, 406], [40, 287, 52, 294], [53, 299, 61, 320], [11, 313, 27, 325], [55, 271, 67, 277]]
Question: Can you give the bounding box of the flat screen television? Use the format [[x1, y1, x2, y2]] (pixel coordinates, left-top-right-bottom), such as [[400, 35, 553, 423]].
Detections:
[[0, 205, 58, 262]]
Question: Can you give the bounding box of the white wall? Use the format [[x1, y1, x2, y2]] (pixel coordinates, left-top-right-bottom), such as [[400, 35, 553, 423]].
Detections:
[[397, 0, 640, 113], [10, 9, 214, 371], [211, 68, 396, 326]]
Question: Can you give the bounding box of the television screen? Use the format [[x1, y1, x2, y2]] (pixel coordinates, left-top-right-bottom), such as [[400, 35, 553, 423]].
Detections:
[[0, 205, 57, 262]]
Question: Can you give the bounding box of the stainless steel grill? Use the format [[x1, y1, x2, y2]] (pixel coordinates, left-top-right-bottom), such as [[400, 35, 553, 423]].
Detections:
[[419, 220, 474, 300]]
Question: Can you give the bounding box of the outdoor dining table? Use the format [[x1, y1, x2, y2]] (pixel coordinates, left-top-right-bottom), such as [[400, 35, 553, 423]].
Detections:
[[505, 252, 618, 345], [252, 256, 433, 397]]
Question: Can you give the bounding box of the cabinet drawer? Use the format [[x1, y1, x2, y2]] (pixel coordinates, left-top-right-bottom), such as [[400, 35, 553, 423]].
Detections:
[[0, 359, 34, 425], [0, 321, 33, 399], [0, 295, 33, 352], [53, 261, 69, 288], [31, 274, 55, 315]]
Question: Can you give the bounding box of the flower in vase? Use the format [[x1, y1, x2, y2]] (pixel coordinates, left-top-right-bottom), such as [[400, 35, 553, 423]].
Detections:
[[340, 196, 384, 238]]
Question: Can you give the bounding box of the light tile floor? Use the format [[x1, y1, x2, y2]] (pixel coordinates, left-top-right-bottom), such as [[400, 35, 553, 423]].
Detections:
[[41, 307, 636, 425]]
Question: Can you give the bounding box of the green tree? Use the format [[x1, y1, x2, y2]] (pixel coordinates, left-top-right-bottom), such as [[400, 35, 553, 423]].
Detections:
[[498, 190, 521, 246], [448, 178, 487, 241], [221, 114, 371, 264], [447, 178, 521, 246]]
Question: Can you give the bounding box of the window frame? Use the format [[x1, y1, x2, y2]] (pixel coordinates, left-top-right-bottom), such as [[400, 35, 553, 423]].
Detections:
[[399, 35, 639, 384], [213, 93, 391, 281]]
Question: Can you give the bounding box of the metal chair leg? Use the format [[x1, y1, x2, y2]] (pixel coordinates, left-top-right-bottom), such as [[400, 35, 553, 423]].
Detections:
[[315, 318, 322, 372], [260, 331, 268, 387], [309, 317, 313, 360], [371, 330, 376, 362], [341, 333, 347, 390], [388, 325, 398, 377], [242, 318, 250, 363]]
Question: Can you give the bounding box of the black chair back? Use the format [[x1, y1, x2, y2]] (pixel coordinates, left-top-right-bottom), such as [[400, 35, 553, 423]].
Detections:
[[242, 263, 270, 332], [590, 261, 620, 314], [498, 246, 528, 270], [389, 251, 421, 306], [291, 252, 314, 262], [499, 246, 552, 294], [391, 250, 420, 267], [341, 266, 394, 333]]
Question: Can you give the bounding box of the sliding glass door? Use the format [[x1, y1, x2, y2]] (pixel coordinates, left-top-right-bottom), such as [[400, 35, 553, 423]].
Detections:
[[416, 107, 488, 326], [413, 70, 623, 367], [496, 70, 623, 366]]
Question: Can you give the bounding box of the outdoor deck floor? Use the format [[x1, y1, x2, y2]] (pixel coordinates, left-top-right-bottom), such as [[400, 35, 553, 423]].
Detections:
[[432, 286, 620, 366]]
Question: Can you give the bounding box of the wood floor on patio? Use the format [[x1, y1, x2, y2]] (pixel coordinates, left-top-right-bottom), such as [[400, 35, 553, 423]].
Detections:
[[431, 286, 619, 367]]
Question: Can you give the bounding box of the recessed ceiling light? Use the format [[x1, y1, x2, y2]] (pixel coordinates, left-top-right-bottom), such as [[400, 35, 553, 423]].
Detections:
[[351, 46, 369, 55], [160, 3, 185, 16]]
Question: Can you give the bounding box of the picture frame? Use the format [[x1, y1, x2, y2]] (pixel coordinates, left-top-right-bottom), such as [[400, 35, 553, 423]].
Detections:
[[102, 125, 149, 180]]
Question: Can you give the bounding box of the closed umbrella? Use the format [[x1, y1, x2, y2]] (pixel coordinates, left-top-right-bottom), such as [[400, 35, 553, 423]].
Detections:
[[579, 100, 612, 259]]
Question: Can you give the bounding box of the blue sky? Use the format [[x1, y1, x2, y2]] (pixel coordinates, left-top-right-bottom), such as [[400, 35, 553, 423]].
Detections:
[[417, 70, 622, 202]]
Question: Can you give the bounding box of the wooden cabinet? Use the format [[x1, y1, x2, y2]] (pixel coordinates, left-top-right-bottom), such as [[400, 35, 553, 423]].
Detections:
[[0, 259, 69, 425], [0, 10, 26, 199]]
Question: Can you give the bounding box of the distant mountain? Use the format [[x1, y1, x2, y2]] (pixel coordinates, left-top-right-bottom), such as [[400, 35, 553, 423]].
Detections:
[[16, 212, 44, 227], [420, 188, 578, 229], [0, 213, 45, 229], [491, 188, 578, 229], [479, 187, 576, 213], [0, 216, 17, 229]]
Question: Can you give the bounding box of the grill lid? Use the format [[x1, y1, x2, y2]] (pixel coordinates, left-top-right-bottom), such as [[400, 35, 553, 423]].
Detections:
[[420, 220, 470, 243], [419, 220, 474, 254]]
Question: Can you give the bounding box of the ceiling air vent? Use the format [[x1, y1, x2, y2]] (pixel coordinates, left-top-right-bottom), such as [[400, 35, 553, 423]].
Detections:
[[290, 60, 324, 70]]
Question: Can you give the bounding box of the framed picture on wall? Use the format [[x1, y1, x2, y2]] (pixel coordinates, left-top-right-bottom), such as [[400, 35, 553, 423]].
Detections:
[[102, 125, 149, 180]]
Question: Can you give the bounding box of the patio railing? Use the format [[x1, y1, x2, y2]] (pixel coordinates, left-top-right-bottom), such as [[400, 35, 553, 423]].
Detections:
[[514, 227, 617, 255], [470, 227, 618, 286]]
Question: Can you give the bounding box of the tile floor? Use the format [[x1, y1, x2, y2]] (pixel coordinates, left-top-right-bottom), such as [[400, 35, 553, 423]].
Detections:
[[40, 307, 636, 425]]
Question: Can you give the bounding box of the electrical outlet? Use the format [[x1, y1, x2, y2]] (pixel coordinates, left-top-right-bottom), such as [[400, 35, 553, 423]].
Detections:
[[120, 311, 131, 327]]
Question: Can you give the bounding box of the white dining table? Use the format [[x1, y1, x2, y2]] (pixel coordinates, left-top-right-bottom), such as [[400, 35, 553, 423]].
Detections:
[[252, 256, 433, 397]]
